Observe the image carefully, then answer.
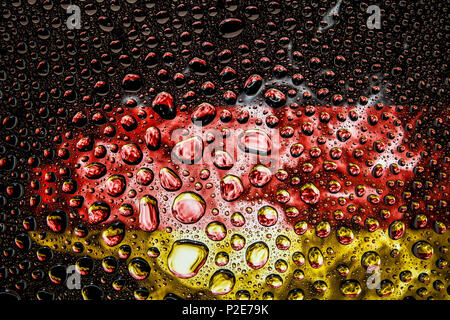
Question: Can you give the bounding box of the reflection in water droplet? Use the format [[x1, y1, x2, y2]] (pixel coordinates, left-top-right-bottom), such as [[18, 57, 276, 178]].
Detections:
[[167, 240, 209, 279], [230, 234, 246, 251], [336, 226, 355, 245], [300, 183, 320, 204], [361, 251, 381, 271], [139, 195, 159, 232], [209, 269, 235, 295], [220, 174, 244, 201], [205, 221, 227, 241], [266, 274, 283, 288], [128, 257, 150, 280], [340, 280, 362, 297], [308, 247, 324, 269], [389, 220, 405, 240], [248, 164, 272, 187], [215, 251, 229, 266], [257, 206, 278, 227], [376, 280, 395, 297], [172, 136, 204, 164], [172, 192, 206, 224], [287, 288, 304, 300], [246, 241, 269, 269], [101, 222, 125, 247], [238, 129, 272, 155], [412, 241, 433, 260], [159, 167, 182, 191]]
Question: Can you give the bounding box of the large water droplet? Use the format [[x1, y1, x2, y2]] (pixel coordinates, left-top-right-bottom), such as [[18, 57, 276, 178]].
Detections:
[[300, 183, 320, 205], [248, 164, 272, 187], [139, 195, 159, 232], [238, 129, 272, 155], [167, 240, 209, 279], [308, 247, 324, 269], [209, 269, 235, 295], [257, 206, 278, 227], [172, 192, 206, 224], [159, 167, 182, 191], [172, 136, 204, 164], [246, 242, 269, 270], [220, 174, 244, 201], [128, 257, 150, 280], [218, 18, 244, 38]]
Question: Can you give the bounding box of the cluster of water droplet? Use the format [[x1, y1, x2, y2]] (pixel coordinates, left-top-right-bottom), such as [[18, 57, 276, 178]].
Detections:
[[0, 0, 448, 300]]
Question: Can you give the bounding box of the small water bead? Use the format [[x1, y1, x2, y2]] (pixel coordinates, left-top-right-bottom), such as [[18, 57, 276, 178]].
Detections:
[[136, 168, 154, 186], [292, 252, 306, 266], [102, 256, 117, 273], [112, 279, 126, 292], [436, 258, 448, 269], [117, 245, 131, 260], [220, 175, 244, 202], [313, 280, 328, 293], [235, 290, 251, 300], [160, 167, 182, 191], [75, 256, 94, 276], [300, 183, 320, 204], [118, 204, 133, 217], [262, 292, 274, 300], [199, 169, 210, 180], [433, 280, 445, 292], [120, 143, 143, 165], [147, 247, 160, 258], [365, 217, 380, 232], [399, 270, 413, 283], [315, 221, 331, 238], [336, 226, 355, 245], [285, 206, 299, 218], [276, 189, 290, 204], [139, 195, 159, 232], [336, 264, 350, 276], [388, 220, 405, 240], [88, 202, 111, 225], [238, 129, 272, 155], [172, 192, 206, 224], [101, 222, 125, 247], [294, 221, 308, 235]]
